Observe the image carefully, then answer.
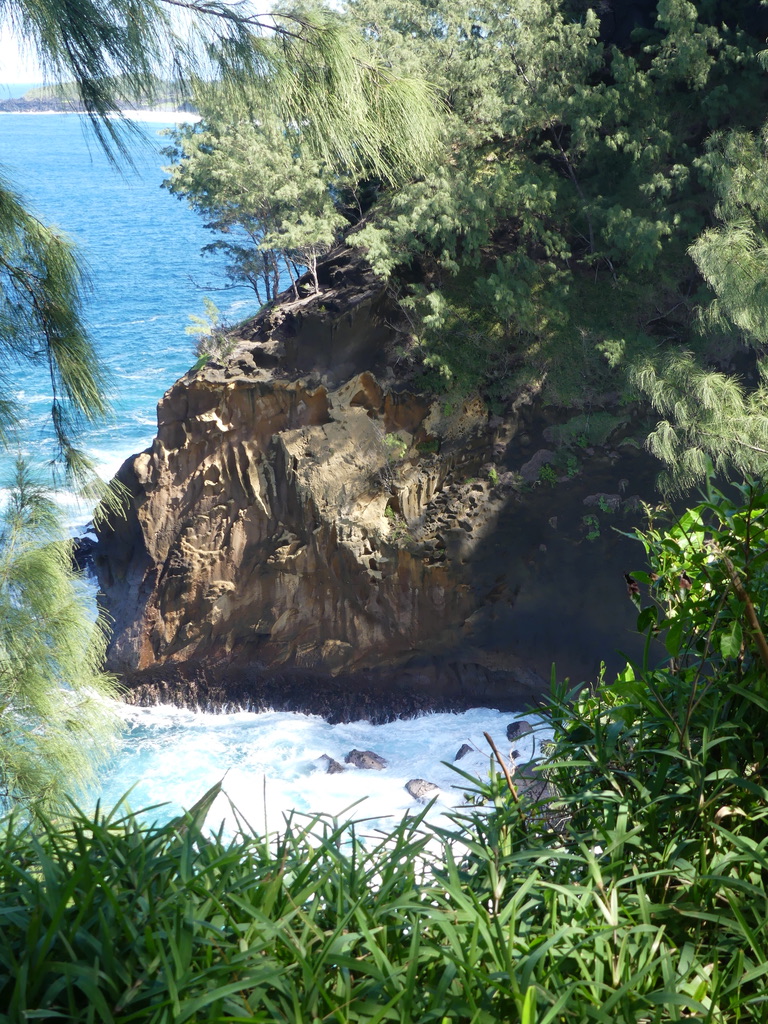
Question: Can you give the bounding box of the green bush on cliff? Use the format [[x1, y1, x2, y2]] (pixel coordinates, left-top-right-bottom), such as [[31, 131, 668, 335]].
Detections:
[[164, 0, 768, 490], [3, 481, 768, 1021]]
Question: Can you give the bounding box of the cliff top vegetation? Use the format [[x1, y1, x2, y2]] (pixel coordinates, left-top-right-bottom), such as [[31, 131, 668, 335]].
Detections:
[[166, 0, 768, 492]]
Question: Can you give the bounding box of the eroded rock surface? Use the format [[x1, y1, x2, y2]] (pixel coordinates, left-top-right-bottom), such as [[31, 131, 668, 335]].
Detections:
[[318, 754, 346, 774], [345, 750, 388, 770], [97, 362, 495, 678], [95, 248, 658, 717], [405, 779, 439, 802]]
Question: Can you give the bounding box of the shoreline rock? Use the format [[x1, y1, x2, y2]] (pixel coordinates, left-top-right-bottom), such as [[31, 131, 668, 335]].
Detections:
[[405, 779, 439, 802], [318, 754, 345, 774], [114, 658, 543, 724], [345, 749, 388, 770], [95, 247, 659, 711]]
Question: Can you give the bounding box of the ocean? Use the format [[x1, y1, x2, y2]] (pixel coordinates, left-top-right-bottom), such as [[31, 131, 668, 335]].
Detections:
[[0, 111, 253, 487], [1, 113, 544, 834]]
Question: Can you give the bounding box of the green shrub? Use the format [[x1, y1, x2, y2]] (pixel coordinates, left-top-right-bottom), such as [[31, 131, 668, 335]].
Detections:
[[538, 462, 557, 486], [383, 432, 408, 462], [582, 512, 600, 540]]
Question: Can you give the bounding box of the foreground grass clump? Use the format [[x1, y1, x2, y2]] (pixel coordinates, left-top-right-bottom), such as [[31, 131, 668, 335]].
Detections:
[[2, 481, 768, 1022]]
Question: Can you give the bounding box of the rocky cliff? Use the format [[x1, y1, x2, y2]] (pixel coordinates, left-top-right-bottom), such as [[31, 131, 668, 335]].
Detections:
[[95, 248, 656, 719]]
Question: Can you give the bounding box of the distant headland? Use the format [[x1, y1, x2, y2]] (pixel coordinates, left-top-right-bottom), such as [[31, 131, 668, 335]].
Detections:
[[0, 79, 198, 121]]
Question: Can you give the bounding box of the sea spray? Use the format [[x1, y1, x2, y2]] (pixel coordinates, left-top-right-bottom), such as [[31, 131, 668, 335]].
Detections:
[[98, 704, 552, 839]]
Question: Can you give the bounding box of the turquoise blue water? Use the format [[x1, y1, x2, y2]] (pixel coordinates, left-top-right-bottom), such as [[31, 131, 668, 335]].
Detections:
[[0, 112, 254, 489]]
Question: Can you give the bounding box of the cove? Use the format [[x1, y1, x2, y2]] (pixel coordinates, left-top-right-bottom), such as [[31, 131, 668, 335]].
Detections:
[[1, 113, 544, 829], [99, 705, 550, 837], [4, 112, 650, 832]]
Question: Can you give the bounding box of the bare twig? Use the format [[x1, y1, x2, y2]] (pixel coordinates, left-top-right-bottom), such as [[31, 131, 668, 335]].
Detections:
[[483, 731, 520, 803], [719, 552, 768, 675], [160, 0, 307, 38]]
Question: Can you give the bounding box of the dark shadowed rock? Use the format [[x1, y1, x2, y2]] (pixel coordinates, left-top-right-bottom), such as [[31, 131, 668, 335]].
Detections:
[[506, 721, 533, 742], [319, 754, 345, 774], [519, 449, 555, 483], [345, 749, 388, 770], [405, 779, 438, 802], [72, 535, 98, 574], [513, 761, 553, 804], [455, 743, 473, 761]]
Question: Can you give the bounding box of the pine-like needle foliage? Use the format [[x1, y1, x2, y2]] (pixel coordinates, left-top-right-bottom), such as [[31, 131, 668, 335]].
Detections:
[[632, 354, 768, 493], [0, 461, 121, 813], [630, 125, 768, 491], [690, 128, 768, 346], [0, 175, 109, 484], [2, 0, 440, 180]]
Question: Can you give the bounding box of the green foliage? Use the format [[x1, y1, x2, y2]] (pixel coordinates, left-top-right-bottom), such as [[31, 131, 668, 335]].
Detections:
[[582, 513, 600, 541], [341, 0, 768, 411], [167, 114, 348, 303], [537, 463, 557, 486], [165, 112, 347, 303], [689, 127, 768, 345], [185, 296, 220, 342], [383, 432, 408, 462], [0, 174, 109, 483], [185, 297, 235, 364], [630, 478, 768, 675], [564, 454, 579, 478], [535, 486, 768, 1021], [631, 354, 768, 492], [4, 484, 768, 1019], [0, 797, 437, 1022], [0, 461, 121, 813]]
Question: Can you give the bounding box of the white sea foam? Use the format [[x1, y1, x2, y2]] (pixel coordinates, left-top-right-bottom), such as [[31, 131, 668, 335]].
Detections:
[[90, 450, 135, 482], [97, 705, 551, 840]]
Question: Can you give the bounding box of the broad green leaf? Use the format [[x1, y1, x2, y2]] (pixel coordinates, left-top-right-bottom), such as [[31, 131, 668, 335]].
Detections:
[[665, 617, 684, 657], [720, 620, 743, 659], [637, 605, 658, 633]]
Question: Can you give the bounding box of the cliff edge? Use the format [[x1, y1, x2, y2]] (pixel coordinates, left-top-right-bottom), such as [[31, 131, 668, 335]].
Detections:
[[95, 248, 654, 718]]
